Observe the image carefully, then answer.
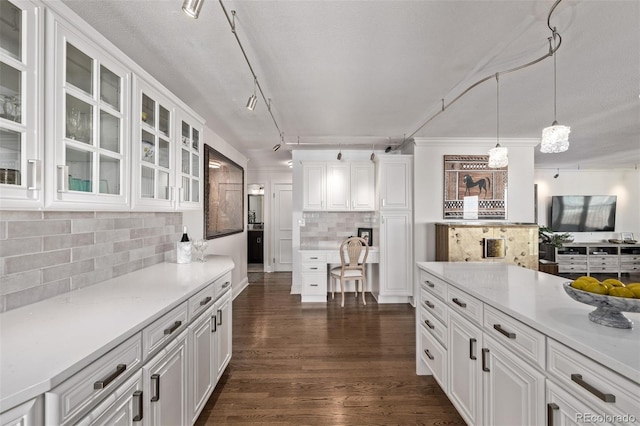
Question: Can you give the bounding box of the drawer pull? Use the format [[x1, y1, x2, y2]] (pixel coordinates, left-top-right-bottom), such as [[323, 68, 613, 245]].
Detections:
[[424, 349, 434, 360], [482, 348, 490, 372], [493, 324, 516, 339], [94, 363, 127, 389], [547, 402, 559, 426], [452, 298, 467, 308], [310, 267, 318, 270], [133, 390, 143, 421], [200, 296, 212, 306], [424, 319, 435, 329], [570, 374, 616, 403], [424, 280, 435, 288], [151, 374, 160, 402], [222, 281, 231, 289], [310, 256, 318, 259], [425, 300, 435, 309], [163, 320, 182, 335], [469, 338, 477, 360], [310, 284, 319, 287], [217, 309, 223, 325]]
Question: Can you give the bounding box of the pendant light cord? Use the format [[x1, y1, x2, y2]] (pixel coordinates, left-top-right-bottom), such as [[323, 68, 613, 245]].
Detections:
[[552, 29, 559, 123], [496, 73, 500, 144]]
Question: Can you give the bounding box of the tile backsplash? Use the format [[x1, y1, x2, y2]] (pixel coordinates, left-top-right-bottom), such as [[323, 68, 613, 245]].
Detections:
[[0, 211, 182, 313], [300, 211, 378, 248]]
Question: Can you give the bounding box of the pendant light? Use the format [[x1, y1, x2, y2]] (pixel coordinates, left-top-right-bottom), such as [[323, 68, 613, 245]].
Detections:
[[488, 73, 508, 168], [182, 0, 204, 19], [541, 29, 570, 153], [246, 78, 258, 111]]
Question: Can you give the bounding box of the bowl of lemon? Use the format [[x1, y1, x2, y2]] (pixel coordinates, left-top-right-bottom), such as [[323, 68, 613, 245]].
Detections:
[[564, 277, 640, 329]]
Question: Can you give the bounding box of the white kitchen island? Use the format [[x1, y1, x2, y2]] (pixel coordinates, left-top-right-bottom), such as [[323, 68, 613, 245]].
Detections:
[[0, 255, 234, 425], [416, 261, 640, 426]]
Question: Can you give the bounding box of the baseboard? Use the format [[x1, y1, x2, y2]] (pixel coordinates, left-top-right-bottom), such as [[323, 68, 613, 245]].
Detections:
[[233, 276, 249, 300]]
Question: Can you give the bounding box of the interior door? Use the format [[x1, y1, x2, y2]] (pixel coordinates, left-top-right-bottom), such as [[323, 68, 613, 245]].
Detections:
[[273, 183, 292, 271]]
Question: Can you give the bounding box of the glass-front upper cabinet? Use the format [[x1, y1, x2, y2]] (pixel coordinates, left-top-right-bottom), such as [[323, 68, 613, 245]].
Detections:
[[0, 0, 42, 208], [45, 11, 130, 209], [176, 109, 203, 210], [131, 76, 176, 210]]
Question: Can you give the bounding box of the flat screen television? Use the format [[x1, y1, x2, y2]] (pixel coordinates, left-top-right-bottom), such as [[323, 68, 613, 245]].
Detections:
[[550, 195, 616, 232]]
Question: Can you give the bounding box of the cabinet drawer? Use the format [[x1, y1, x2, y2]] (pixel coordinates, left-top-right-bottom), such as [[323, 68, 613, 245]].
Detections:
[[420, 287, 448, 325], [557, 255, 587, 262], [419, 324, 447, 393], [301, 273, 327, 295], [300, 251, 327, 262], [589, 257, 619, 266], [546, 379, 618, 426], [558, 265, 586, 273], [45, 333, 142, 425], [620, 255, 640, 264], [142, 302, 188, 360], [547, 339, 640, 419], [483, 305, 545, 369], [212, 271, 232, 301], [188, 284, 215, 321], [589, 266, 619, 273], [301, 262, 326, 273], [419, 269, 447, 300], [420, 306, 447, 348], [447, 286, 482, 326]]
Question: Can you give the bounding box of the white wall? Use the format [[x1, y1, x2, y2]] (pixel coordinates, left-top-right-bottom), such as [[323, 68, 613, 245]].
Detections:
[[246, 168, 293, 272], [413, 138, 538, 263], [534, 168, 640, 241], [183, 125, 249, 296]]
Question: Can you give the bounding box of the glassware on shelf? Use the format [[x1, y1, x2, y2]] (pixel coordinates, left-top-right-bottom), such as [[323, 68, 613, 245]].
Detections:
[[192, 239, 208, 262], [67, 107, 81, 140]]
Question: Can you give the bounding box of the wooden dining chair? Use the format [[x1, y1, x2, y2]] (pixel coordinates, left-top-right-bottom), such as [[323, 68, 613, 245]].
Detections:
[[330, 237, 369, 307]]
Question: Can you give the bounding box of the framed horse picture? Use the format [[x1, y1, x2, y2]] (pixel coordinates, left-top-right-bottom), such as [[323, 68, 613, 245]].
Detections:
[[443, 154, 507, 219]]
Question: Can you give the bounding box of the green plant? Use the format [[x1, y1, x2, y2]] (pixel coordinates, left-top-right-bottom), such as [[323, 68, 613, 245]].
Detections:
[[539, 226, 573, 248]]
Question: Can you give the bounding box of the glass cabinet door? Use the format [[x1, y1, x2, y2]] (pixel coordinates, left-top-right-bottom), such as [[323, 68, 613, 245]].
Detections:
[[177, 111, 202, 209], [48, 14, 129, 208], [0, 0, 41, 208]]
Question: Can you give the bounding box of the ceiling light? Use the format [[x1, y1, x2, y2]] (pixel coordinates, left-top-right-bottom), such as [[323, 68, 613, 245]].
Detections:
[[541, 29, 570, 153], [246, 78, 257, 111], [554, 168, 560, 178], [337, 145, 342, 160], [370, 145, 375, 162], [488, 73, 508, 168], [384, 146, 392, 153], [182, 0, 204, 18], [272, 144, 281, 152]]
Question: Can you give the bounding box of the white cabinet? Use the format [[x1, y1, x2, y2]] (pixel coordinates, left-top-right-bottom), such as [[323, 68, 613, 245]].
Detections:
[[176, 109, 203, 209], [303, 161, 375, 211], [188, 306, 215, 424], [299, 251, 327, 302], [0, 0, 43, 209], [143, 329, 188, 426], [45, 9, 131, 209], [376, 155, 412, 210], [75, 371, 143, 426], [0, 397, 43, 426], [378, 212, 412, 302], [213, 289, 232, 381]]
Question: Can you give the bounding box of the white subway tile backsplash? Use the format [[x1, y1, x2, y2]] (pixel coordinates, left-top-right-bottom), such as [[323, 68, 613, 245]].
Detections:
[[42, 259, 94, 284], [8, 220, 71, 238], [0, 237, 42, 257], [5, 250, 71, 275], [0, 270, 41, 295], [300, 211, 379, 248]]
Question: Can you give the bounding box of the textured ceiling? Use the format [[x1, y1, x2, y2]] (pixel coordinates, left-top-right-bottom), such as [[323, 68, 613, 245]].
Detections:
[[61, 0, 639, 171]]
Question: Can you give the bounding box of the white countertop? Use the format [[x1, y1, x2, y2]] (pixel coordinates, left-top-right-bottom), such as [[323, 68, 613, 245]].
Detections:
[[0, 255, 234, 411], [416, 262, 640, 385]]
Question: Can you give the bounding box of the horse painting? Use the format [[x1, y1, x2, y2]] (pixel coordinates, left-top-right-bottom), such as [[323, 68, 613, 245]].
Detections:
[[462, 174, 490, 197]]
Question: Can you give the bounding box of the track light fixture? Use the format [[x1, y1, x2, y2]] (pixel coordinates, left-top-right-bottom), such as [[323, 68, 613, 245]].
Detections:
[[337, 145, 342, 161], [246, 78, 257, 111], [384, 146, 392, 153], [370, 144, 375, 162], [488, 73, 508, 168], [273, 144, 281, 152], [553, 168, 560, 178], [182, 0, 204, 18]]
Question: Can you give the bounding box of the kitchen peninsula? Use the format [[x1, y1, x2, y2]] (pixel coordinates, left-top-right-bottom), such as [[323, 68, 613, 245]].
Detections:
[[0, 255, 234, 425], [416, 261, 640, 425]]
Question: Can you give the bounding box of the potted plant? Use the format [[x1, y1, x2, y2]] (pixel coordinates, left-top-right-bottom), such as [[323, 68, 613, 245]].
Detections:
[[539, 226, 573, 248]]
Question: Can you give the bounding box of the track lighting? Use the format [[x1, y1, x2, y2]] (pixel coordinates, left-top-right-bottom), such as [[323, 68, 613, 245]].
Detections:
[[370, 145, 375, 162], [553, 168, 560, 178], [246, 78, 257, 111], [182, 0, 204, 18], [337, 145, 342, 160], [272, 144, 281, 152], [488, 73, 508, 168], [384, 146, 392, 153]]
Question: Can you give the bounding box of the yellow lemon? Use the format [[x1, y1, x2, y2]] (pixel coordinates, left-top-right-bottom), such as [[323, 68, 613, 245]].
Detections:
[[628, 287, 640, 298], [602, 278, 625, 288], [609, 287, 635, 298], [584, 282, 609, 295], [571, 279, 590, 290], [625, 283, 640, 289], [577, 276, 600, 284]]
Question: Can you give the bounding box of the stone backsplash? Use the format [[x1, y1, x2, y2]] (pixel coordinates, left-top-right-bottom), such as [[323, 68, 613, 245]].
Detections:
[[0, 211, 182, 313], [300, 211, 379, 249]]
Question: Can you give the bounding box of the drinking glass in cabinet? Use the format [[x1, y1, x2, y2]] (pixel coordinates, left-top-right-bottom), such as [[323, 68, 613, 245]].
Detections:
[[99, 65, 121, 110], [66, 43, 93, 95], [66, 95, 93, 143], [66, 147, 92, 192], [0, 62, 22, 123], [0, 1, 21, 60]]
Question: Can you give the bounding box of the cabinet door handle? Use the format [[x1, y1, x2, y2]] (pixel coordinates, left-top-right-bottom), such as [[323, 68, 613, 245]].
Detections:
[[452, 298, 467, 308], [547, 402, 559, 426], [424, 280, 435, 288], [425, 300, 435, 309], [424, 319, 434, 329], [212, 315, 217, 332], [94, 363, 126, 389], [482, 348, 490, 372], [424, 349, 434, 360], [469, 338, 477, 360], [27, 159, 40, 190], [163, 320, 182, 335], [217, 309, 223, 325], [133, 390, 143, 421], [493, 324, 516, 339], [57, 165, 69, 192], [570, 374, 615, 403], [151, 374, 160, 402], [200, 296, 212, 306]]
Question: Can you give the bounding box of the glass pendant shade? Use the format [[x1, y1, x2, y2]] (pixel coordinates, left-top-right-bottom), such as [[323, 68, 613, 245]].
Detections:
[[540, 121, 570, 153], [488, 143, 508, 168], [182, 0, 204, 18]]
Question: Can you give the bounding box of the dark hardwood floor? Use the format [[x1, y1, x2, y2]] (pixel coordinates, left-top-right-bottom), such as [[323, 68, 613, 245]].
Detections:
[[195, 272, 465, 425]]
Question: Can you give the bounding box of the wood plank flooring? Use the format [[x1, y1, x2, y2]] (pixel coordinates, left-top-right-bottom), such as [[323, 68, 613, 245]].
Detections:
[[195, 272, 465, 425]]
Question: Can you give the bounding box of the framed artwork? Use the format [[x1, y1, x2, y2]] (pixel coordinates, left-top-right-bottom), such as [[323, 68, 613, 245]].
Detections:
[[443, 155, 507, 220], [357, 227, 373, 246], [204, 145, 244, 239]]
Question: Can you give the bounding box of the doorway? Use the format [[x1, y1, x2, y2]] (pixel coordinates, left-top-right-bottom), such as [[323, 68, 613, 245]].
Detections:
[[273, 183, 292, 272], [247, 184, 264, 272]]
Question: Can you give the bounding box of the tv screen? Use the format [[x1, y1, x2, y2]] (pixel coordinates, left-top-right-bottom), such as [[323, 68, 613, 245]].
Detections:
[[550, 195, 616, 232]]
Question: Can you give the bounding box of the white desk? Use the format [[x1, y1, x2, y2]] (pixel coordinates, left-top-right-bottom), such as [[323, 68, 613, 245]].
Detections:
[[299, 248, 379, 302]]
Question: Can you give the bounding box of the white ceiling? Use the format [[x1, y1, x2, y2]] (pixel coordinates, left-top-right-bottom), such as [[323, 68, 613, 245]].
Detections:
[[61, 0, 640, 171]]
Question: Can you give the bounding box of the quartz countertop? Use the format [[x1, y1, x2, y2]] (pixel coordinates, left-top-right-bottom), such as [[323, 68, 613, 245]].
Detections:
[[0, 255, 234, 411], [416, 262, 640, 385]]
